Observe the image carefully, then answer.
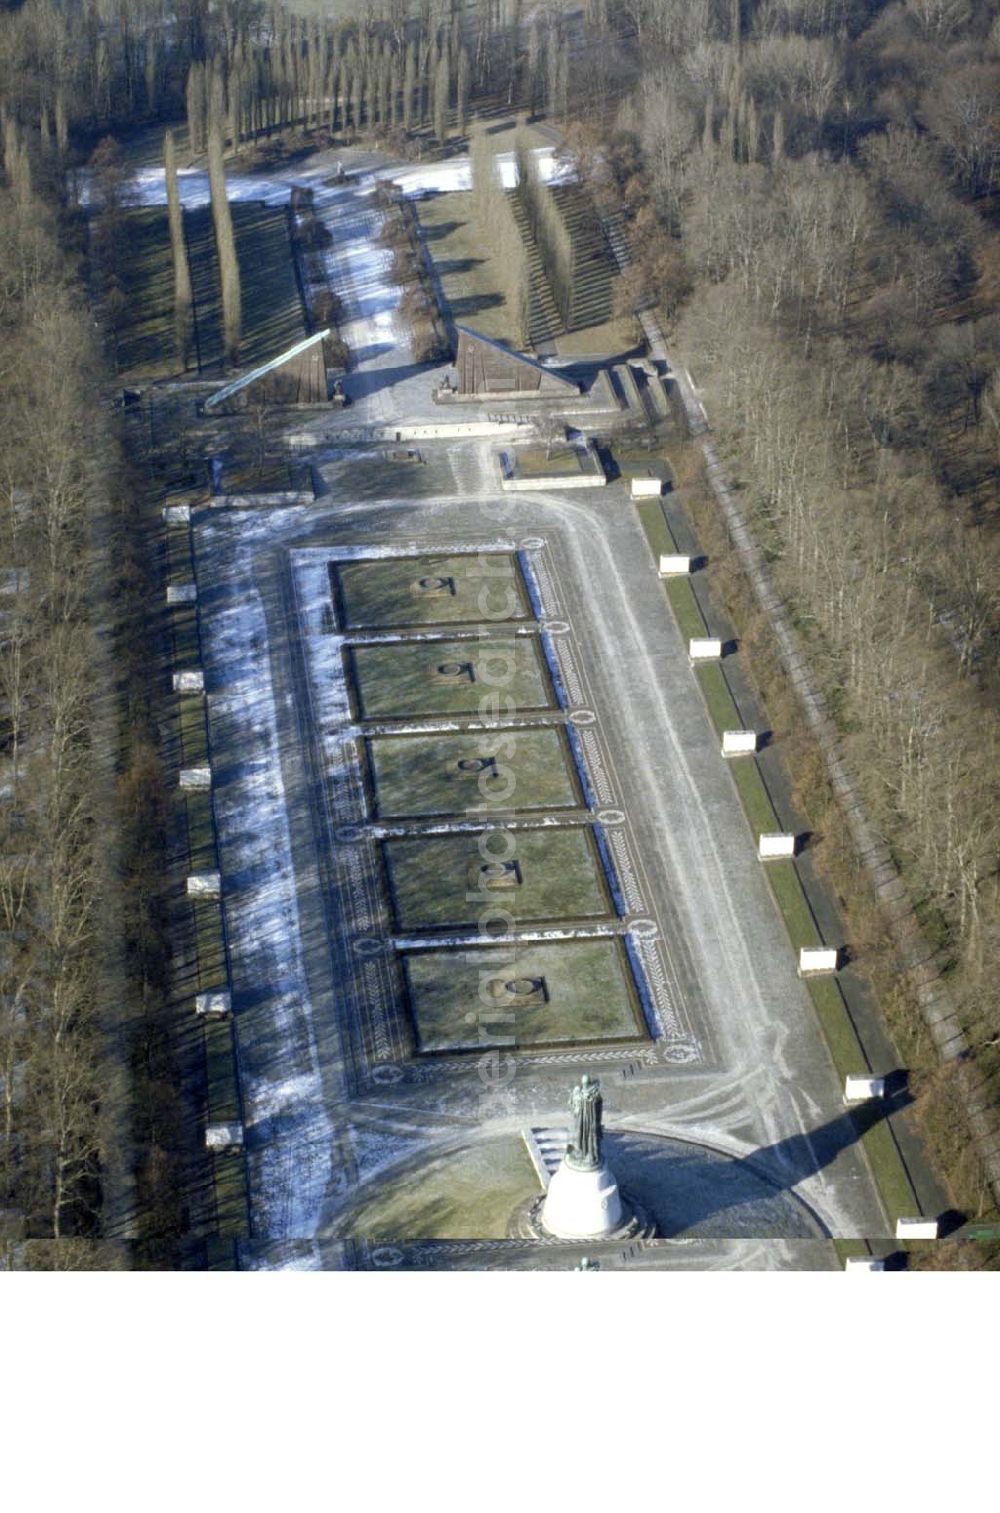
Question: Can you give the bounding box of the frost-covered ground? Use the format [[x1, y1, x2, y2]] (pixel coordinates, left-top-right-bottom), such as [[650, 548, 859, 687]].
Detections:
[[126, 150, 413, 404], [106, 139, 568, 413], [198, 535, 338, 1238], [180, 150, 428, 1249], [117, 141, 568, 210]]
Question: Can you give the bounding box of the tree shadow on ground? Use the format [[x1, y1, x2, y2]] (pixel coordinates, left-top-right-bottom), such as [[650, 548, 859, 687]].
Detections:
[[450, 292, 504, 319], [343, 359, 443, 402], [437, 256, 484, 276], [350, 340, 394, 365], [420, 219, 464, 242]]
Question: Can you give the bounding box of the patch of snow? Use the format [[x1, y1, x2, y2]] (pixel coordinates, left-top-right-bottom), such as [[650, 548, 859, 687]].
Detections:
[[384, 146, 574, 197], [198, 560, 337, 1240]]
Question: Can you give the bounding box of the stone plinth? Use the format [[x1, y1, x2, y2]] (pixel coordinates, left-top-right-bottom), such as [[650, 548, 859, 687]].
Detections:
[[179, 766, 212, 790], [195, 992, 231, 1017], [758, 832, 796, 860], [895, 1217, 939, 1240], [722, 729, 757, 756], [844, 1074, 885, 1103], [540, 1158, 625, 1239], [205, 1122, 243, 1152], [800, 946, 839, 973]]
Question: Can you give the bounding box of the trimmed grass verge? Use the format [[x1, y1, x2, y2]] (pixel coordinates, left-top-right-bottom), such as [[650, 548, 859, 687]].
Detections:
[[184, 788, 216, 873], [166, 524, 194, 582], [178, 695, 209, 767]]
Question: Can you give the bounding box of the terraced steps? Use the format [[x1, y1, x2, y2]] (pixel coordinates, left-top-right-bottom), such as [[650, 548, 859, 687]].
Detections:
[[508, 194, 562, 347], [551, 184, 614, 331], [522, 1126, 569, 1189]]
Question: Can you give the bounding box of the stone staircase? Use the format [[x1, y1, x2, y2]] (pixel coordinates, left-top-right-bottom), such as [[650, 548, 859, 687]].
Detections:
[[601, 211, 631, 276], [521, 1126, 568, 1190], [551, 184, 614, 332]]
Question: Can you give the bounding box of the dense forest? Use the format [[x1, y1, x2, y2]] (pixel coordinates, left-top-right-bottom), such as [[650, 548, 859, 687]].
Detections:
[[0, 168, 121, 1262], [0, 0, 996, 1260]]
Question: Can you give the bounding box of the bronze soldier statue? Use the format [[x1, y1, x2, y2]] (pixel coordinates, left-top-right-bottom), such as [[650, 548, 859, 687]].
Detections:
[[566, 1074, 603, 1171]]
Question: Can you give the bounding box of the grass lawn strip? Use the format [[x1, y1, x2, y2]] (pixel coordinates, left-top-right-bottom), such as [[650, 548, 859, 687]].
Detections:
[[192, 901, 227, 994], [403, 938, 646, 1052], [384, 826, 611, 932], [344, 1136, 539, 1240], [169, 538, 249, 1235], [184, 788, 217, 873], [178, 695, 209, 767], [349, 635, 555, 721], [170, 601, 200, 666], [334, 552, 529, 629], [366, 726, 582, 818]]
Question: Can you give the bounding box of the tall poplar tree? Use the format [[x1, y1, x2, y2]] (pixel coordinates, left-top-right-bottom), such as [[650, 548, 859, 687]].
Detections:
[[433, 52, 449, 143], [164, 129, 194, 370], [456, 47, 470, 137], [207, 123, 241, 366], [185, 61, 206, 155], [402, 41, 416, 133]]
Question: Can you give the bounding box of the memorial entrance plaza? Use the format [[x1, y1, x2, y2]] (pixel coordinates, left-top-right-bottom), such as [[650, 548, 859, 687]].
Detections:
[[188, 429, 892, 1268]]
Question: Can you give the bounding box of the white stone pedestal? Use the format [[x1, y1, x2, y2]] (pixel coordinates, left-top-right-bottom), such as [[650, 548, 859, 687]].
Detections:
[[541, 1159, 625, 1239]]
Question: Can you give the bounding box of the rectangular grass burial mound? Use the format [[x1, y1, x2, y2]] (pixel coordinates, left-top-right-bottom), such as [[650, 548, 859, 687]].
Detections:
[[497, 442, 606, 492], [402, 938, 648, 1054], [347, 636, 556, 721], [331, 553, 531, 630], [364, 727, 583, 819], [383, 827, 612, 933]]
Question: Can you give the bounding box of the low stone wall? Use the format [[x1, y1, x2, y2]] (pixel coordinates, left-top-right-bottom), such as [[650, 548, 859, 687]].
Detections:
[[500, 471, 606, 492]]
